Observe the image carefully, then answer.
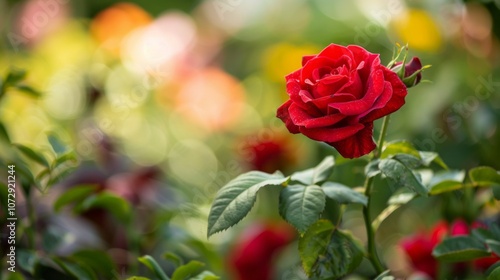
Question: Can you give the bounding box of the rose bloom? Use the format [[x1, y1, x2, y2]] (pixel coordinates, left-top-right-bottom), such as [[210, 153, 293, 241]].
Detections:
[[401, 219, 500, 278], [277, 44, 407, 158]]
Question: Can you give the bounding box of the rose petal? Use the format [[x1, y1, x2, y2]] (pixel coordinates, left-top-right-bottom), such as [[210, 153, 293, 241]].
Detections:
[[288, 104, 345, 128], [277, 100, 300, 134], [329, 69, 385, 115], [358, 80, 393, 120], [301, 57, 337, 83], [300, 123, 364, 143], [302, 55, 315, 66], [361, 68, 407, 122], [318, 44, 354, 68], [328, 122, 376, 158]]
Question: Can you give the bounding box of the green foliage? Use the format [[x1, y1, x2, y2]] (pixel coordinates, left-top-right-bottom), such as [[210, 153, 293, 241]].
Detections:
[[309, 230, 364, 279], [171, 261, 205, 280], [469, 166, 500, 187], [488, 266, 500, 280], [321, 182, 367, 206], [427, 170, 465, 195], [432, 236, 491, 262], [279, 184, 325, 234], [13, 144, 50, 168], [138, 255, 170, 280], [54, 185, 98, 212], [379, 158, 428, 196], [206, 171, 289, 237], [77, 192, 132, 223], [291, 156, 335, 185], [298, 220, 335, 276]]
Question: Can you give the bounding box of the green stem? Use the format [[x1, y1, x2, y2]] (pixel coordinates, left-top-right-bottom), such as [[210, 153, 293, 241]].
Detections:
[[362, 115, 391, 275]]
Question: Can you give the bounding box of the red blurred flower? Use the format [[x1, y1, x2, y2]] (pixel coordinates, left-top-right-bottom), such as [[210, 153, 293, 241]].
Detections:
[[401, 219, 500, 278], [227, 221, 295, 280], [277, 44, 408, 159], [238, 135, 296, 173]]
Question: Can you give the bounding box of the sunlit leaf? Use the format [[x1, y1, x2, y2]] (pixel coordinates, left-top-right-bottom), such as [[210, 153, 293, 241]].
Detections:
[[0, 121, 10, 143], [321, 182, 367, 206], [171, 260, 205, 280], [375, 270, 395, 280], [382, 141, 419, 158], [138, 255, 170, 280], [279, 184, 325, 234], [298, 219, 334, 276], [14, 144, 50, 168], [14, 84, 42, 97], [419, 151, 447, 169], [291, 156, 335, 185], [5, 68, 26, 85], [207, 171, 288, 237], [163, 252, 183, 267], [486, 239, 500, 256], [427, 170, 465, 195], [190, 271, 219, 280], [469, 166, 500, 187], [432, 236, 490, 262]]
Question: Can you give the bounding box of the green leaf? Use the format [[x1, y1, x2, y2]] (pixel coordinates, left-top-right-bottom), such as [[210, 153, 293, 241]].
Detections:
[[493, 185, 500, 200], [79, 192, 131, 223], [14, 84, 42, 97], [428, 170, 465, 195], [47, 133, 68, 156], [432, 236, 490, 262], [321, 182, 367, 206], [382, 141, 420, 158], [52, 151, 78, 169], [392, 154, 421, 169], [163, 252, 184, 267], [127, 277, 151, 280], [54, 185, 98, 212], [373, 191, 416, 231], [310, 230, 364, 279], [379, 158, 428, 196], [279, 184, 326, 234], [298, 219, 335, 276], [138, 255, 170, 280], [488, 266, 500, 280], [47, 165, 78, 187], [5, 68, 27, 85], [365, 160, 381, 178], [486, 239, 500, 256], [190, 271, 219, 280], [171, 260, 205, 280], [17, 250, 40, 275], [14, 144, 50, 168], [419, 151, 448, 169], [207, 171, 288, 237], [469, 166, 500, 187], [291, 156, 335, 185], [375, 270, 395, 280], [70, 249, 116, 279], [0, 121, 11, 142], [53, 257, 97, 280]]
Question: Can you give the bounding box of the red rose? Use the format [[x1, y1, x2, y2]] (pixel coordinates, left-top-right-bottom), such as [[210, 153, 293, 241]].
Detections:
[[277, 44, 407, 158], [227, 221, 295, 280]]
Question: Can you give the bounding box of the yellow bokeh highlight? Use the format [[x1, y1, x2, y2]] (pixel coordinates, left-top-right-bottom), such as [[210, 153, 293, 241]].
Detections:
[[391, 9, 442, 52], [262, 43, 320, 83]]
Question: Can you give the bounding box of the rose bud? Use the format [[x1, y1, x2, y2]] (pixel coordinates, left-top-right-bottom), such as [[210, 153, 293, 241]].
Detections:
[[391, 57, 423, 88]]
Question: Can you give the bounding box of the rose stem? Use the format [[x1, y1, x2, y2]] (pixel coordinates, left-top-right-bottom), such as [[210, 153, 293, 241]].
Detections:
[[363, 115, 390, 274]]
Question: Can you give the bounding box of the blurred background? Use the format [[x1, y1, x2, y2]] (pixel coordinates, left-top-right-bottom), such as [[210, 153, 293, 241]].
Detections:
[[0, 0, 499, 279]]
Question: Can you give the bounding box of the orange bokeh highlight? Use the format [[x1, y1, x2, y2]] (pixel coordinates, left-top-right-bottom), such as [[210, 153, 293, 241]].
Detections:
[[175, 68, 245, 131], [90, 3, 152, 54]]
